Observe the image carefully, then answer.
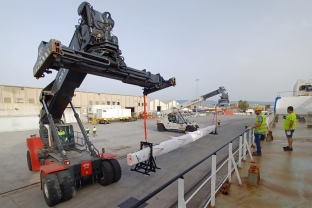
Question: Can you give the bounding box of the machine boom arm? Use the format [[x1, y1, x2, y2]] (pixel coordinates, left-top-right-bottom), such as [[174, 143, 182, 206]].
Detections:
[[34, 39, 175, 96], [35, 2, 175, 125], [178, 86, 229, 109]]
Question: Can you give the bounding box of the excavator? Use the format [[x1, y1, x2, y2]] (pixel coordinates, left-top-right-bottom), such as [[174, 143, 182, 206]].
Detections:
[[156, 86, 229, 132], [26, 2, 175, 207]]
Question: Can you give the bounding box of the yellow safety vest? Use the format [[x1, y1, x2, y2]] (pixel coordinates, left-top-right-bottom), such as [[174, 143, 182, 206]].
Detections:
[[58, 130, 68, 142], [58, 131, 66, 136], [254, 114, 267, 133], [93, 127, 97, 131]]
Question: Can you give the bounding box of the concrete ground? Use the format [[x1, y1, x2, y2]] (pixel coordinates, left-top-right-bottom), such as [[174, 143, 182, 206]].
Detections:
[[0, 114, 253, 208], [212, 118, 312, 208]]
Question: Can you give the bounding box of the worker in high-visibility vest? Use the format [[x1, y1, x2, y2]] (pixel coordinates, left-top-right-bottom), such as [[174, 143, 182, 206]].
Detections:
[[186, 117, 190, 122], [218, 119, 221, 126], [93, 126, 97, 137], [250, 106, 267, 156], [283, 106, 296, 151], [244, 123, 248, 129], [58, 128, 68, 142]]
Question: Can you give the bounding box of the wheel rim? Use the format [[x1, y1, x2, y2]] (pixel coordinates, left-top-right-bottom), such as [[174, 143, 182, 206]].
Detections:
[[43, 183, 49, 199]]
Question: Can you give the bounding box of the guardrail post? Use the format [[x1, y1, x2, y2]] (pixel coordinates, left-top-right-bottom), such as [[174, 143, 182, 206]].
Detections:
[[248, 129, 252, 146], [238, 136, 242, 167], [228, 143, 232, 183], [211, 154, 217, 207], [229, 151, 242, 185], [244, 135, 254, 162], [251, 129, 254, 145], [243, 132, 247, 161], [178, 177, 186, 208]]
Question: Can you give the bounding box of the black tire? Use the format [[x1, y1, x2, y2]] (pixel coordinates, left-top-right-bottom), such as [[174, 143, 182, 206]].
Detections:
[[56, 170, 74, 202], [98, 160, 114, 186], [108, 159, 122, 183], [42, 173, 62, 207], [157, 123, 165, 132], [27, 150, 32, 171], [185, 125, 197, 132]]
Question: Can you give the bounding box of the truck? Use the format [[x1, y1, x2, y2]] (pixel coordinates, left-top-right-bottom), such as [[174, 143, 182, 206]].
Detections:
[[156, 86, 229, 132], [87, 105, 136, 123], [92, 108, 137, 124], [26, 2, 176, 207]]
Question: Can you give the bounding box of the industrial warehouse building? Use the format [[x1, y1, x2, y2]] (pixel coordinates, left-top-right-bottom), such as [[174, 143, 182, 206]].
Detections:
[[149, 99, 179, 112], [0, 85, 181, 132]]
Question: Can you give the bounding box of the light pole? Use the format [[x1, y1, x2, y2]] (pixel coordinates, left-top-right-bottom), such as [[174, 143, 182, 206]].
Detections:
[[195, 79, 199, 113]]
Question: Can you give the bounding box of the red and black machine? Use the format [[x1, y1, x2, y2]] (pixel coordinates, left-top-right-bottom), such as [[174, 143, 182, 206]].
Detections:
[[26, 2, 175, 207]]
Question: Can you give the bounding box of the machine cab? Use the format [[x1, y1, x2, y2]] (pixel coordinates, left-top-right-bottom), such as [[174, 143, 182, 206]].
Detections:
[[51, 124, 75, 150], [168, 113, 186, 124], [218, 98, 229, 107]]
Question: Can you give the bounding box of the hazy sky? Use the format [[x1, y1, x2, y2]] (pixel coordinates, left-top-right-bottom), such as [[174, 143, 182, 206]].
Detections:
[[1, 0, 312, 102]]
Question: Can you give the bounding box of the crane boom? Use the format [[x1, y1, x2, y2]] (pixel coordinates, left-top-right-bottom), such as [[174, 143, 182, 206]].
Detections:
[[34, 2, 176, 125], [178, 86, 229, 109]]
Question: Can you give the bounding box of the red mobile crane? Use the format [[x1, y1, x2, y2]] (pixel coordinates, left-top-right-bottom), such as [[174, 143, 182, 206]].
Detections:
[[26, 2, 175, 207]]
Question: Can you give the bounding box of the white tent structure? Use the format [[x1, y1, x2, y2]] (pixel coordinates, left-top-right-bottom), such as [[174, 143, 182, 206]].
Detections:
[[293, 79, 312, 96], [275, 96, 312, 115], [275, 79, 312, 115]]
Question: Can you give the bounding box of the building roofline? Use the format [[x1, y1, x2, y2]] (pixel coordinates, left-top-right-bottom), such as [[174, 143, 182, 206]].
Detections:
[[0, 84, 148, 98]]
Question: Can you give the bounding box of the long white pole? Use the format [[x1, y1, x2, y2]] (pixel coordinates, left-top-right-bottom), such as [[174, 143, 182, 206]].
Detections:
[[127, 125, 216, 166]]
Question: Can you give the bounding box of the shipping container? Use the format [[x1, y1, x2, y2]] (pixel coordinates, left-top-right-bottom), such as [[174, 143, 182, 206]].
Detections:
[[224, 110, 234, 115]]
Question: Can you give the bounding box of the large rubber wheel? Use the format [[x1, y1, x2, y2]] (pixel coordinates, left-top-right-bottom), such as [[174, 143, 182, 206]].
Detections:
[[157, 123, 165, 132], [98, 160, 114, 186], [42, 173, 62, 207], [27, 150, 32, 171], [108, 159, 122, 183], [56, 170, 74, 202], [185, 125, 197, 132]]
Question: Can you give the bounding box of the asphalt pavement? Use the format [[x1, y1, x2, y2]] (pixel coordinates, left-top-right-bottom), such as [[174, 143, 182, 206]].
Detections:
[[0, 114, 253, 208]]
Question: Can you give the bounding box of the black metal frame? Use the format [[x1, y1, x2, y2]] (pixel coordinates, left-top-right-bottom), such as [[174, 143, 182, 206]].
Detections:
[[210, 127, 218, 135], [131, 141, 160, 175], [41, 98, 68, 161], [35, 2, 175, 126], [41, 95, 99, 163]]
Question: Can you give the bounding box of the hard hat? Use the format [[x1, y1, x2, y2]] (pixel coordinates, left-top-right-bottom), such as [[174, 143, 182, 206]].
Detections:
[[254, 106, 262, 111]]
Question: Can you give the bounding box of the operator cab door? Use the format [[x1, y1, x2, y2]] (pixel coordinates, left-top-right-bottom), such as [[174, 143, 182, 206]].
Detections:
[[50, 124, 75, 150], [175, 113, 187, 131], [166, 113, 184, 130]]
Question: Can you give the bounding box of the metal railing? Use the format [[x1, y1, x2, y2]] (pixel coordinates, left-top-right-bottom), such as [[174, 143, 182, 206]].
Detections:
[[130, 129, 255, 208], [73, 131, 86, 146]]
